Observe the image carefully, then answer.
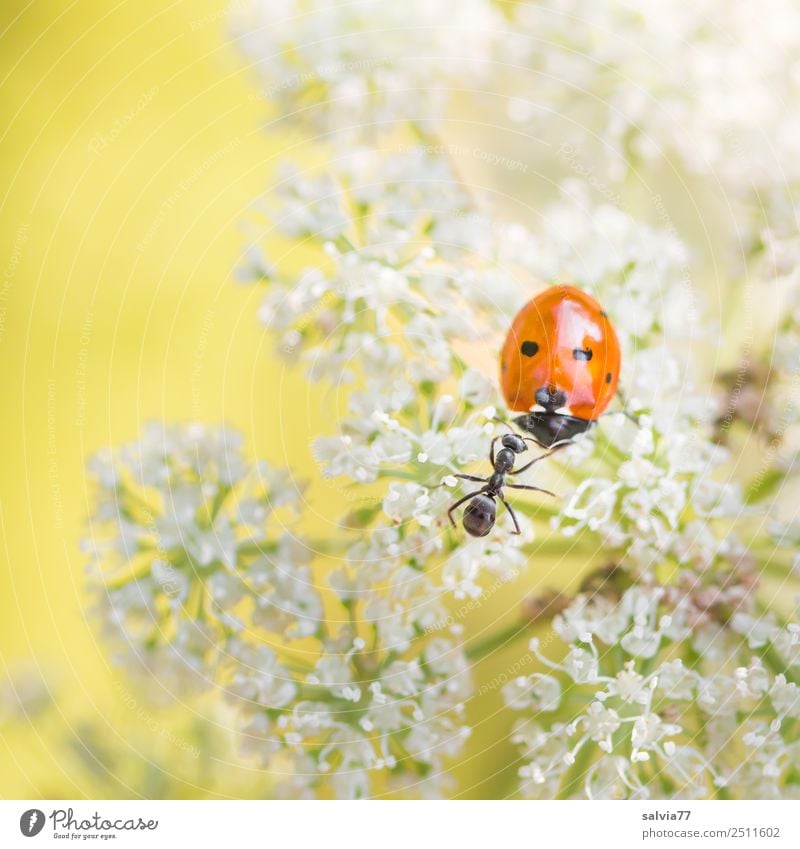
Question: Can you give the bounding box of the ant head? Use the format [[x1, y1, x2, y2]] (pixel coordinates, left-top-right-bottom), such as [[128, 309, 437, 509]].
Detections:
[[501, 433, 527, 454], [463, 493, 496, 537]]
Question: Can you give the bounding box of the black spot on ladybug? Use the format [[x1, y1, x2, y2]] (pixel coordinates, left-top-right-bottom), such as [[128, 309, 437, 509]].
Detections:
[[605, 372, 612, 384], [573, 347, 592, 361], [521, 341, 539, 357]]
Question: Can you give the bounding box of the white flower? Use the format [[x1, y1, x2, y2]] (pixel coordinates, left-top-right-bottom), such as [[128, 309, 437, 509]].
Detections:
[[657, 660, 697, 701], [769, 676, 800, 718], [383, 482, 433, 524], [441, 524, 528, 600], [229, 621, 471, 797], [583, 702, 621, 748], [85, 424, 312, 694], [513, 584, 800, 798], [460, 369, 495, 407], [560, 478, 621, 535], [690, 478, 744, 519], [313, 435, 379, 483], [507, 2, 800, 203], [503, 674, 562, 713], [231, 0, 501, 136], [607, 664, 648, 706], [563, 647, 599, 684], [631, 714, 677, 756]]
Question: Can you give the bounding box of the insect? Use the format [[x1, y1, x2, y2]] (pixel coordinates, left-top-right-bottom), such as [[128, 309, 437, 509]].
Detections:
[[447, 433, 558, 537], [499, 285, 621, 447]]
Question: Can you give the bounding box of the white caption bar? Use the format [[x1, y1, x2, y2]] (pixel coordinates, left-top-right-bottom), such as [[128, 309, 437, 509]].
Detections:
[[1, 800, 797, 848]]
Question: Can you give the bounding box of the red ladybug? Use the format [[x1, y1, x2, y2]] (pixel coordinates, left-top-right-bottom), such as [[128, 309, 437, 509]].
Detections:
[[499, 285, 621, 446]]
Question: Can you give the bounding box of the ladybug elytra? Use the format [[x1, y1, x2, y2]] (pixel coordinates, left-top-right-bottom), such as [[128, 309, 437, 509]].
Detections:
[[499, 285, 621, 447]]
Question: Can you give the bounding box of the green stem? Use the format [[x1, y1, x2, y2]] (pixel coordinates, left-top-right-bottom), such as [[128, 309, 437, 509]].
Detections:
[[761, 644, 799, 685], [237, 537, 350, 558], [377, 469, 423, 481], [208, 484, 232, 522], [466, 620, 531, 661], [557, 740, 595, 800], [335, 233, 359, 253], [523, 534, 599, 557]]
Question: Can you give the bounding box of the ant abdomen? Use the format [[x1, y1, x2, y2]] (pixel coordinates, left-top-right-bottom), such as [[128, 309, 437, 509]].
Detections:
[[462, 493, 496, 537]]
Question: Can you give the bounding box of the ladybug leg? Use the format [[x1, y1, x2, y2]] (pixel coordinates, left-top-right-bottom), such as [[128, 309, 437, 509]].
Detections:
[[497, 495, 521, 535], [447, 490, 485, 528], [454, 473, 488, 483], [505, 483, 558, 499]]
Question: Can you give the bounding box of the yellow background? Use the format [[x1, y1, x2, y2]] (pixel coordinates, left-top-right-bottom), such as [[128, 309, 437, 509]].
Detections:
[[0, 0, 313, 797]]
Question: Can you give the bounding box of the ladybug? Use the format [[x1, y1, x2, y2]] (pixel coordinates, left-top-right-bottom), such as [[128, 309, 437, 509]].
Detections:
[[499, 285, 621, 447]]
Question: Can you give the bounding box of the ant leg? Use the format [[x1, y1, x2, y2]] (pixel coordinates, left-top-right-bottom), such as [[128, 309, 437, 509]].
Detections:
[[505, 482, 558, 498], [447, 490, 485, 528], [489, 435, 502, 467], [430, 472, 488, 491], [510, 445, 564, 476], [498, 495, 521, 535], [491, 416, 515, 434]]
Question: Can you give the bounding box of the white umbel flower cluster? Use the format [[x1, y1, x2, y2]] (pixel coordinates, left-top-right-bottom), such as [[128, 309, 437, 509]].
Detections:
[[230, 626, 471, 799], [85, 423, 472, 796], [506, 584, 800, 799], [84, 423, 312, 694], [553, 413, 748, 575]]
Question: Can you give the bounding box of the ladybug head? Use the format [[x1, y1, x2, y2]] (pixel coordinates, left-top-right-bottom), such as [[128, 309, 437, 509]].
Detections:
[[534, 386, 568, 411]]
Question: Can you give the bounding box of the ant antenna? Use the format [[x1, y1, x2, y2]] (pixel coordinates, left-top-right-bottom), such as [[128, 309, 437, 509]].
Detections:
[[491, 415, 516, 434]]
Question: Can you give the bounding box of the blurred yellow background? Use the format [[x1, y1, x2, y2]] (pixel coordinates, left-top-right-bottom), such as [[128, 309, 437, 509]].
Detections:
[[0, 0, 314, 797]]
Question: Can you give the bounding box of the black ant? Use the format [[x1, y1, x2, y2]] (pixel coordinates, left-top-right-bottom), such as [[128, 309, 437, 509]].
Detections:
[[447, 433, 560, 537]]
